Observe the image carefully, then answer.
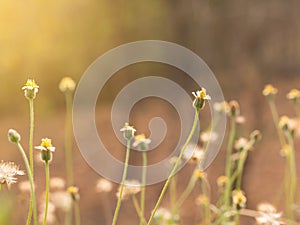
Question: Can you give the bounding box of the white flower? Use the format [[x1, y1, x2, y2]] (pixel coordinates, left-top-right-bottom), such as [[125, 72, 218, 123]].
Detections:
[[116, 180, 141, 200], [255, 203, 283, 225], [0, 161, 24, 188], [96, 178, 113, 193]]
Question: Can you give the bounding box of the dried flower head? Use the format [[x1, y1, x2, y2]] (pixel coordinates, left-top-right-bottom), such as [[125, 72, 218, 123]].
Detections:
[[35, 138, 56, 162], [59, 77, 76, 92], [280, 144, 292, 157], [278, 116, 295, 135], [22, 79, 39, 100], [96, 178, 113, 193], [67, 186, 80, 202], [232, 189, 247, 210], [192, 88, 211, 110], [120, 123, 136, 140], [116, 180, 141, 200], [286, 89, 300, 102], [228, 100, 240, 117], [194, 169, 206, 180], [132, 134, 151, 151], [263, 84, 278, 97], [256, 203, 283, 225], [0, 161, 24, 188], [250, 130, 262, 143], [8, 129, 21, 143]]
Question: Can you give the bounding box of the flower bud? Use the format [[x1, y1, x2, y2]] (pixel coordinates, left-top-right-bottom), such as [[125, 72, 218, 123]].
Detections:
[[8, 129, 21, 143]]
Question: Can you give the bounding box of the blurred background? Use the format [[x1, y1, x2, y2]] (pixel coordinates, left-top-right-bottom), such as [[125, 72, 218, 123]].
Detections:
[[0, 0, 300, 224]]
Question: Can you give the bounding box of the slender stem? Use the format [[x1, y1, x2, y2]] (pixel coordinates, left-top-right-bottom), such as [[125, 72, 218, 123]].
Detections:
[[286, 133, 296, 223], [65, 91, 74, 186], [200, 178, 211, 225], [140, 151, 147, 225], [64, 206, 72, 225], [74, 202, 81, 225], [0, 184, 2, 191], [234, 211, 240, 225], [112, 139, 131, 225], [16, 142, 38, 225], [147, 109, 199, 225], [174, 173, 197, 210], [170, 174, 177, 214], [43, 161, 50, 225], [29, 98, 34, 174], [268, 100, 286, 147], [293, 101, 300, 118], [132, 195, 147, 225], [236, 150, 249, 190], [224, 117, 236, 210]]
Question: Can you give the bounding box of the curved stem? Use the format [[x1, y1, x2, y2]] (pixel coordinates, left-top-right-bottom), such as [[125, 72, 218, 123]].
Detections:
[[112, 139, 131, 225], [29, 98, 34, 174], [147, 109, 199, 225], [140, 151, 147, 225], [43, 161, 50, 225], [16, 142, 38, 225], [174, 174, 197, 211]]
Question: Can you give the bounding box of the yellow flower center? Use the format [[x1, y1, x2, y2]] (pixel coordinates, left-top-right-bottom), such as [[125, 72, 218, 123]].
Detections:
[[262, 84, 278, 96], [41, 138, 52, 148]]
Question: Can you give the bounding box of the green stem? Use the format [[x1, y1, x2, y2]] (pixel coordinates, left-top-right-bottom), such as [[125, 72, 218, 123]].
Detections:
[[29, 98, 34, 174], [132, 195, 147, 225], [286, 133, 296, 223], [268, 100, 286, 147], [43, 161, 50, 225], [293, 101, 300, 118], [140, 151, 147, 225], [74, 202, 81, 225], [170, 174, 177, 214], [201, 178, 211, 225], [234, 211, 240, 225], [112, 139, 131, 225], [146, 109, 199, 225], [224, 117, 236, 210], [236, 150, 248, 190], [16, 142, 38, 225], [64, 206, 72, 225], [174, 173, 197, 211], [65, 91, 74, 186]]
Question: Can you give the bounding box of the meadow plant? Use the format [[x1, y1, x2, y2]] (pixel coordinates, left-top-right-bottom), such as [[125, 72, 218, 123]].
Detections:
[[1, 79, 300, 225]]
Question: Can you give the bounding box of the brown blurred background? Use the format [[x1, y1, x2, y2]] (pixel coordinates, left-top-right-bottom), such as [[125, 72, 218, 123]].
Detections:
[[0, 0, 300, 224]]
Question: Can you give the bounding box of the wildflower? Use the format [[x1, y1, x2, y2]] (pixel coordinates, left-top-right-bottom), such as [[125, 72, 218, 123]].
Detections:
[[8, 129, 21, 143], [120, 122, 136, 140], [200, 131, 218, 143], [68, 186, 80, 202], [217, 175, 227, 189], [195, 194, 209, 205], [154, 207, 179, 225], [116, 180, 141, 200], [35, 138, 55, 162], [192, 88, 211, 110], [132, 134, 151, 151], [59, 77, 76, 92], [51, 191, 72, 212], [194, 169, 206, 180], [262, 84, 278, 97], [228, 100, 240, 117], [280, 144, 292, 157], [250, 130, 262, 143], [232, 189, 247, 210], [0, 161, 25, 188], [255, 203, 283, 225], [234, 137, 249, 151], [286, 89, 300, 102], [50, 177, 65, 190], [213, 101, 230, 114], [278, 116, 296, 135], [22, 79, 39, 100], [96, 178, 113, 193], [183, 144, 204, 164]]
